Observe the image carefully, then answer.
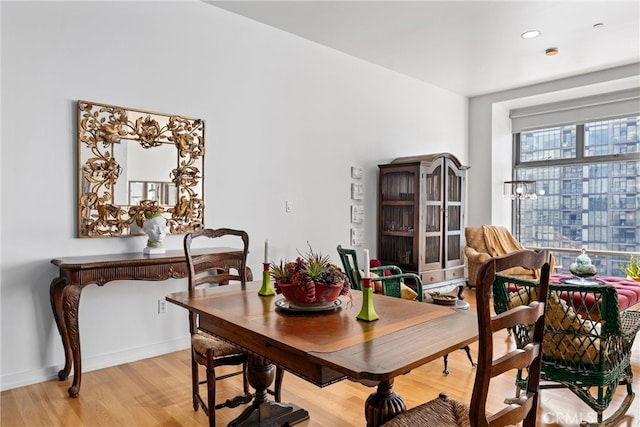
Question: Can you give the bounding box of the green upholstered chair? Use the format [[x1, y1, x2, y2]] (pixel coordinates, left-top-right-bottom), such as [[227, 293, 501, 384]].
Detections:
[[493, 267, 640, 426], [337, 245, 424, 300]]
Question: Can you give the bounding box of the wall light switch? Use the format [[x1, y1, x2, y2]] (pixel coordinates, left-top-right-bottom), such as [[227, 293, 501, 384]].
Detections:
[[158, 299, 168, 314], [285, 201, 293, 213]]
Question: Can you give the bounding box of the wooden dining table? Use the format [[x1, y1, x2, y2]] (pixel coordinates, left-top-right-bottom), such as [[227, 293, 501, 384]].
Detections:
[[166, 282, 478, 426]]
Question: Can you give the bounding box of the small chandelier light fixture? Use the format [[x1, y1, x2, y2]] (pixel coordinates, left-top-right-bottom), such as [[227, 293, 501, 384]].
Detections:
[[504, 180, 545, 241], [504, 180, 545, 200]]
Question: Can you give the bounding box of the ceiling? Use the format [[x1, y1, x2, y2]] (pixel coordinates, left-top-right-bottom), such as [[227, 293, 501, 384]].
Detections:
[[207, 1, 640, 97]]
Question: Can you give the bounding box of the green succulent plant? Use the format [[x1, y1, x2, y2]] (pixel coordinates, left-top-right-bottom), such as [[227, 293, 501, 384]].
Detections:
[[620, 255, 640, 279], [269, 244, 351, 304], [270, 245, 347, 286]]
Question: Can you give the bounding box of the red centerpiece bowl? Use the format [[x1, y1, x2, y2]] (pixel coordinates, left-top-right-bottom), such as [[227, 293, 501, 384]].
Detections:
[[276, 280, 344, 308]]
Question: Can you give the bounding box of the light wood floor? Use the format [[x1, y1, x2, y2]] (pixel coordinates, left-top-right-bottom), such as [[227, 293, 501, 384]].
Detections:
[[2, 288, 639, 426]]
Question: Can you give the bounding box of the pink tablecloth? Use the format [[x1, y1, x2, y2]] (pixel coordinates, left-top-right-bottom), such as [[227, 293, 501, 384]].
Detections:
[[550, 274, 640, 310]]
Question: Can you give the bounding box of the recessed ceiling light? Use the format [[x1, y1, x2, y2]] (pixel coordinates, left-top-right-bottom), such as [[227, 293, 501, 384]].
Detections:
[[521, 30, 541, 39], [545, 47, 559, 56]]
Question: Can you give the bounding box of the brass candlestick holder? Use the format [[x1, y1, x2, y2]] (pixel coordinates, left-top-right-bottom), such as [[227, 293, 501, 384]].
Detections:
[[258, 263, 275, 296], [356, 277, 379, 322]]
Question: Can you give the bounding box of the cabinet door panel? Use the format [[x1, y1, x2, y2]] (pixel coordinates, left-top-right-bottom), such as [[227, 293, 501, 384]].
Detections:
[[447, 205, 461, 231], [422, 159, 444, 271], [447, 234, 462, 263], [425, 205, 442, 233], [444, 158, 465, 267], [425, 165, 442, 201], [380, 235, 414, 268], [447, 166, 463, 202], [381, 171, 415, 201], [424, 235, 441, 266], [382, 206, 414, 233]]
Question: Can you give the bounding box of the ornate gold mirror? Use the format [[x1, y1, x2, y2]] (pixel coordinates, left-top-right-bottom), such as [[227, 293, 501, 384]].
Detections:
[[78, 100, 205, 237]]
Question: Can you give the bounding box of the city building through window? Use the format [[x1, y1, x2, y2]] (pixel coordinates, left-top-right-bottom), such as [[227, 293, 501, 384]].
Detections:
[[513, 116, 639, 276]]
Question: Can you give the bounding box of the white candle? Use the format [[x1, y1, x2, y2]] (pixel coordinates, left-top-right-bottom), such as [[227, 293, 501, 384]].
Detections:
[[363, 249, 370, 278], [264, 240, 269, 264]]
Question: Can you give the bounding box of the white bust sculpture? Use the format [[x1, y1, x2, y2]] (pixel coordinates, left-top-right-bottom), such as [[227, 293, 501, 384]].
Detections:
[[143, 214, 169, 254]]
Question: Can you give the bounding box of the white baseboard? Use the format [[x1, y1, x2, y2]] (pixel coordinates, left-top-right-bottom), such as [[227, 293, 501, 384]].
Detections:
[[1, 336, 190, 392]]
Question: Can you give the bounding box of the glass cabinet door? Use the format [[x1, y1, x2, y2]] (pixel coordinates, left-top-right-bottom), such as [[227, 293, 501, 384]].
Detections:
[[423, 162, 443, 270], [445, 159, 464, 267]]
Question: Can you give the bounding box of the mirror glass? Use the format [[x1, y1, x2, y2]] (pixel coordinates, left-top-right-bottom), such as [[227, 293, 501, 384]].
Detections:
[[78, 100, 205, 237]]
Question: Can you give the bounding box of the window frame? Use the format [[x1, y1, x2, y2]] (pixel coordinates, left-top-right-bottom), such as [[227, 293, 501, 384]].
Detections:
[[514, 122, 639, 170], [511, 117, 639, 276]]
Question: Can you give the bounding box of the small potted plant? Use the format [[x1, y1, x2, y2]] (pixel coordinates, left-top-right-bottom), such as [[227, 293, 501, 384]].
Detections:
[[143, 203, 163, 219], [621, 255, 640, 281], [270, 246, 350, 308]]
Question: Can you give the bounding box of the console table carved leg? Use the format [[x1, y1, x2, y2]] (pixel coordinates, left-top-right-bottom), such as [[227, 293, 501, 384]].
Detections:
[[365, 379, 406, 427], [228, 355, 309, 427], [63, 283, 82, 398], [50, 277, 72, 382]]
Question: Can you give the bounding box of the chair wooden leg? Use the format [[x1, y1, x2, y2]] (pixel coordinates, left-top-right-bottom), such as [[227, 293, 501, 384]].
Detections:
[[206, 349, 216, 427], [462, 345, 477, 367], [191, 349, 199, 412], [442, 347, 475, 376]]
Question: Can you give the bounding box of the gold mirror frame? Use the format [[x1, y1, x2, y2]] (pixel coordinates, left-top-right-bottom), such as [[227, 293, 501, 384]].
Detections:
[[77, 100, 205, 237]]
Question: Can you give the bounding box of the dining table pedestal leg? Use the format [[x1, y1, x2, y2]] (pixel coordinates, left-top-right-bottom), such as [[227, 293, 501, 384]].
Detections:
[[228, 355, 309, 427], [365, 379, 406, 427]]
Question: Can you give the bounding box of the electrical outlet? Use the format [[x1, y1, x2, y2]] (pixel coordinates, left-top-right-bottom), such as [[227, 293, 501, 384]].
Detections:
[[158, 299, 168, 314]]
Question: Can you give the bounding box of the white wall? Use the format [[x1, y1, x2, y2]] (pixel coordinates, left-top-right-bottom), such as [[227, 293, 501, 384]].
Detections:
[[0, 1, 467, 390], [467, 63, 640, 228]]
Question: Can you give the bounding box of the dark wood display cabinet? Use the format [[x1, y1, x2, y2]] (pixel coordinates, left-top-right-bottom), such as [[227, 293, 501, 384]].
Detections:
[[378, 153, 469, 296]]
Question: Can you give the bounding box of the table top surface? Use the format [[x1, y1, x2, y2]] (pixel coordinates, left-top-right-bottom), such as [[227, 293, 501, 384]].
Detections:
[[167, 282, 478, 386]]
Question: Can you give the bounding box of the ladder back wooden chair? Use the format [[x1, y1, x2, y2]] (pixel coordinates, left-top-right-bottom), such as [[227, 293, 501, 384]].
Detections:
[[184, 228, 283, 427], [382, 249, 550, 427], [493, 268, 640, 426]]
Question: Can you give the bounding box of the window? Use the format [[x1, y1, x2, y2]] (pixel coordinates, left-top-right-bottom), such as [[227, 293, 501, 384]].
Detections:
[[514, 116, 639, 276]]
